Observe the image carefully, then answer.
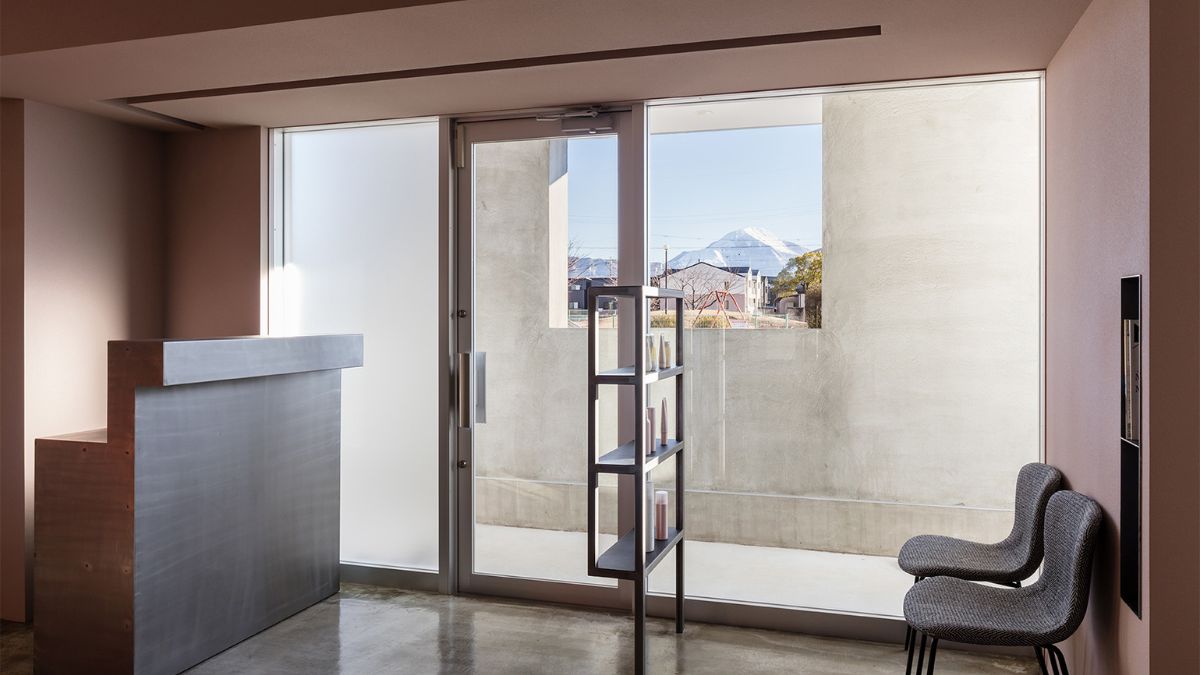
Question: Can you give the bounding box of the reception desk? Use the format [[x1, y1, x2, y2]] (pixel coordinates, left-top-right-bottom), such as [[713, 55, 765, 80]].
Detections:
[[34, 335, 363, 674]]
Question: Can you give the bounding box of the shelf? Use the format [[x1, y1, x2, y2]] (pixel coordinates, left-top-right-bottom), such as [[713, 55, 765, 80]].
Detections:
[[595, 526, 683, 579], [596, 439, 683, 475], [596, 365, 683, 385], [585, 283, 686, 670]]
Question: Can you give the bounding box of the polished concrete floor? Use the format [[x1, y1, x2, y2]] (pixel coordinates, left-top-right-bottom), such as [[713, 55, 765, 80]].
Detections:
[[2, 584, 1039, 674]]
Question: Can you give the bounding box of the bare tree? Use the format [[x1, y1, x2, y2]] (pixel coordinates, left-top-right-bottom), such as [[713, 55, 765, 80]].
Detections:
[[567, 238, 583, 284], [662, 263, 734, 310]]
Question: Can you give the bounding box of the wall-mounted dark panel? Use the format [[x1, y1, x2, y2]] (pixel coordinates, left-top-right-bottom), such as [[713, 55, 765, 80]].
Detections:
[[1119, 275, 1141, 617]]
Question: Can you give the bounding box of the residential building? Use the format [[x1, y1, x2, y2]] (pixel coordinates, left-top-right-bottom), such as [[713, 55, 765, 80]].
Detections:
[[653, 263, 766, 314]]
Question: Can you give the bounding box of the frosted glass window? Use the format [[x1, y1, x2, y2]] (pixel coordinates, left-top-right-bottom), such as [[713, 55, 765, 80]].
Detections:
[[274, 121, 440, 570]]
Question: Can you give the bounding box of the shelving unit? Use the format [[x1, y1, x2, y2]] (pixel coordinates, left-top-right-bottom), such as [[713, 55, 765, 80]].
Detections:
[[586, 285, 685, 675]]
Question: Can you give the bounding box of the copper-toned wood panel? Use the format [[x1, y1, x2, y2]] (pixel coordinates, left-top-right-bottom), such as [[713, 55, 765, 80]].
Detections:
[[33, 431, 133, 674]]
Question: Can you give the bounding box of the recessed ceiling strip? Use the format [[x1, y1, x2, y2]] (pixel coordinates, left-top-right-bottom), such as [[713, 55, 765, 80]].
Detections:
[[122, 25, 882, 105]]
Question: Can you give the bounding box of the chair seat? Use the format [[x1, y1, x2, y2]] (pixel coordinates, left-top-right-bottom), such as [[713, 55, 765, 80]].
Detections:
[[898, 534, 1027, 584], [904, 576, 1070, 647]]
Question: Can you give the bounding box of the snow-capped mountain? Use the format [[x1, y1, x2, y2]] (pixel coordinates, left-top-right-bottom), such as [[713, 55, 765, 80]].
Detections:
[[570, 257, 617, 279], [666, 227, 808, 276]]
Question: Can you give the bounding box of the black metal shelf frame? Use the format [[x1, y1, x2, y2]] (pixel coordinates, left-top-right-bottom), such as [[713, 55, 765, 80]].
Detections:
[[586, 285, 686, 675]]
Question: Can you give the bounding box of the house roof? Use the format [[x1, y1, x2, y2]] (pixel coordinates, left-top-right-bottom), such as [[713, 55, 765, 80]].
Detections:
[[658, 261, 760, 277]]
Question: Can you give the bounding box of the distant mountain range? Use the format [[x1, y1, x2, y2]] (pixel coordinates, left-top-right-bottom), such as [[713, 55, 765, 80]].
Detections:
[[569, 257, 617, 279], [571, 228, 809, 280], [664, 227, 808, 277]]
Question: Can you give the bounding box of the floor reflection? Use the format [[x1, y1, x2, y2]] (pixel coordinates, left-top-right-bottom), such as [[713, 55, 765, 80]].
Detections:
[[177, 583, 1037, 674]]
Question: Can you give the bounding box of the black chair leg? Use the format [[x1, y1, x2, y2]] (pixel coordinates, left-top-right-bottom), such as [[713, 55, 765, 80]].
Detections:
[[903, 576, 923, 654], [925, 638, 939, 674], [1045, 644, 1069, 675], [914, 632, 927, 675], [905, 630, 918, 675], [1035, 646, 1050, 675]]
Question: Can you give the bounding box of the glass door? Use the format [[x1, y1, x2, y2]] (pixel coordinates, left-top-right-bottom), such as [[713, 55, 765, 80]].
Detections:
[[455, 112, 637, 603]]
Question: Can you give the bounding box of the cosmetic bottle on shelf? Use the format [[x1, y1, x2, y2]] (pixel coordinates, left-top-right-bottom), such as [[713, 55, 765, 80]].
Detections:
[[645, 407, 655, 456], [660, 397, 668, 446], [655, 491, 669, 540], [646, 479, 656, 549]]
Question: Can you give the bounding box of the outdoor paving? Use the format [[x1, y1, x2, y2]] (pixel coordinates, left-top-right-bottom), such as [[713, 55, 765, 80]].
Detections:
[[476, 524, 911, 617]]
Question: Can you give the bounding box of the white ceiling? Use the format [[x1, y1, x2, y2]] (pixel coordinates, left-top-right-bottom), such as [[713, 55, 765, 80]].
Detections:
[[0, 0, 1091, 130]]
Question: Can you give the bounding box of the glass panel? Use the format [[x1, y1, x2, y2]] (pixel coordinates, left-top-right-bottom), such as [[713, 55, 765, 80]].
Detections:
[[471, 136, 619, 585], [646, 79, 1042, 616], [276, 122, 440, 570], [648, 95, 823, 329]]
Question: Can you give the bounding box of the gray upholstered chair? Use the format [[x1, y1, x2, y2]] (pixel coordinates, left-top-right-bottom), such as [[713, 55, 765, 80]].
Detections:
[[902, 490, 1102, 675], [899, 462, 1062, 585], [898, 462, 1062, 655]]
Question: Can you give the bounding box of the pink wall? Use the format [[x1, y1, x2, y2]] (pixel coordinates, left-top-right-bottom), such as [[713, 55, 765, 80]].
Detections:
[[1, 109, 265, 620], [1046, 0, 1149, 672], [1, 98, 29, 622], [0, 100, 166, 621], [0, 0, 453, 55], [1048, 0, 1200, 672], [165, 127, 265, 338], [1146, 0, 1200, 670]]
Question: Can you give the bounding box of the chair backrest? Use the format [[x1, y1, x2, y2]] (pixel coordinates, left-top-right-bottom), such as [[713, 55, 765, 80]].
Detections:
[[1002, 462, 1063, 577], [1035, 490, 1102, 639]]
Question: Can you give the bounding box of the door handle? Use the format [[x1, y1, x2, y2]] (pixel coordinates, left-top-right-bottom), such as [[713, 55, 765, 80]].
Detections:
[[457, 352, 471, 428], [475, 352, 487, 424]]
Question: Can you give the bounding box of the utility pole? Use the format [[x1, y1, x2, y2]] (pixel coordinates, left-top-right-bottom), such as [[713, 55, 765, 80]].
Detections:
[[662, 245, 669, 288]]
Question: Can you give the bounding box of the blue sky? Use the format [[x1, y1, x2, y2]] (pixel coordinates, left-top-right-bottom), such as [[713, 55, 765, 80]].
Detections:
[[566, 125, 823, 259]]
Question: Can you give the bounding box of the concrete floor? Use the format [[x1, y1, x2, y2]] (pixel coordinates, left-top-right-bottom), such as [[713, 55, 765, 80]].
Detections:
[[2, 584, 1038, 674], [476, 525, 912, 616]]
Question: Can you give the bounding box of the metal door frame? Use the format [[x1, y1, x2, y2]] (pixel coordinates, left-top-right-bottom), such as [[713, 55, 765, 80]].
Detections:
[[451, 109, 643, 607]]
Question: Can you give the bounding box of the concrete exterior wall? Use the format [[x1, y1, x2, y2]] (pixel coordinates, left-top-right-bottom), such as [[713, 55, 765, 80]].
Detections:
[[820, 80, 1042, 506], [474, 79, 1041, 557]]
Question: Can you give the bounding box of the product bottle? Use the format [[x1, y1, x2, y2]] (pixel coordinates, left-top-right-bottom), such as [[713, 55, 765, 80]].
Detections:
[[655, 490, 669, 540], [646, 479, 656, 550]]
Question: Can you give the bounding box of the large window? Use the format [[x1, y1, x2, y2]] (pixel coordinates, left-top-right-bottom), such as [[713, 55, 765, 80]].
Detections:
[[642, 77, 1042, 615], [270, 120, 441, 571], [265, 74, 1044, 620]]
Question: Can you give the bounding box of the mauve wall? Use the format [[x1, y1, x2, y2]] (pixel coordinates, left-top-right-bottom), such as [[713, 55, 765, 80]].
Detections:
[[0, 100, 166, 621], [1048, 0, 1200, 671], [1046, 0, 1150, 672], [1, 98, 28, 622], [1145, 0, 1200, 671], [165, 127, 265, 338], [0, 0, 443, 55]]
